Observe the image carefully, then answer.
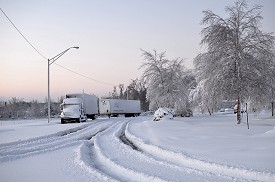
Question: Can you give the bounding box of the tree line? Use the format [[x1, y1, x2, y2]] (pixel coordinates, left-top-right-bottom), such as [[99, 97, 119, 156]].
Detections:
[[0, 97, 61, 119]]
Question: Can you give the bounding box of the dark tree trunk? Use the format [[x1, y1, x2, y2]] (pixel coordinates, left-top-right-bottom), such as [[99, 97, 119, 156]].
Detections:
[[272, 101, 274, 117], [237, 97, 241, 124]]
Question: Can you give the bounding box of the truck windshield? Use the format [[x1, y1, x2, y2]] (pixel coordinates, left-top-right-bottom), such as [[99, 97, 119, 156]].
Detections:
[[63, 104, 80, 111]]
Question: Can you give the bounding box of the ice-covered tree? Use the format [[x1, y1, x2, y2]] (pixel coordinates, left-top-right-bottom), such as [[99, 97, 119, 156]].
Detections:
[[194, 0, 275, 123], [189, 79, 222, 115], [140, 49, 194, 111]]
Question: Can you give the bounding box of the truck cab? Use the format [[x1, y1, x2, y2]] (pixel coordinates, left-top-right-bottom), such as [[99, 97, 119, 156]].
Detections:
[[60, 98, 87, 124]]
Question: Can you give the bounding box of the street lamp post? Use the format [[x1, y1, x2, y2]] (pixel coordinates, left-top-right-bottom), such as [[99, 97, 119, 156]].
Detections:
[[48, 46, 79, 123]]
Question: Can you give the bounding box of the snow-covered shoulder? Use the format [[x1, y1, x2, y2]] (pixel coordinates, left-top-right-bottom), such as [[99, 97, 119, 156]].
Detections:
[[127, 115, 275, 180]]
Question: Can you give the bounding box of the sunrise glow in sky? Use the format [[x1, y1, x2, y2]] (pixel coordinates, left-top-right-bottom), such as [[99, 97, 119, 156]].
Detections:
[[1, 0, 274, 101]]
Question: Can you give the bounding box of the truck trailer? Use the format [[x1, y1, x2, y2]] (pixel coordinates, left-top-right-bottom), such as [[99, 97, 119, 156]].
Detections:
[[60, 93, 98, 124], [99, 99, 141, 117]]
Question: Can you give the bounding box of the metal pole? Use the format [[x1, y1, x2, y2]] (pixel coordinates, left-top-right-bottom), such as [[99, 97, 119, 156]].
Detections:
[[48, 59, 50, 123], [246, 103, 249, 129], [47, 47, 79, 123]]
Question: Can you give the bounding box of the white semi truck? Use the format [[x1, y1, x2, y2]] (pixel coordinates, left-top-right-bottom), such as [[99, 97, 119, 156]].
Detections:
[[60, 93, 98, 124], [99, 99, 141, 117]]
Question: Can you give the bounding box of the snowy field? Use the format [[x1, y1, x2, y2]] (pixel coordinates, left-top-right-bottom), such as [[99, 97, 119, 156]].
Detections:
[[0, 112, 275, 182]]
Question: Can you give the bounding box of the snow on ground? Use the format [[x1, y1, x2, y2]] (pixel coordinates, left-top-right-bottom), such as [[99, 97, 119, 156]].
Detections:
[[0, 112, 274, 182], [0, 118, 90, 143]]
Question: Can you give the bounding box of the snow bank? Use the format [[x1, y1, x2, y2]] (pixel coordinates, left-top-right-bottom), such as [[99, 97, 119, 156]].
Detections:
[[153, 108, 173, 121]]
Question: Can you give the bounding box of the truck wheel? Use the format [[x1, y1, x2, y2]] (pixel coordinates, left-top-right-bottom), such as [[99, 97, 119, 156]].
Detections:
[[61, 119, 65, 124]]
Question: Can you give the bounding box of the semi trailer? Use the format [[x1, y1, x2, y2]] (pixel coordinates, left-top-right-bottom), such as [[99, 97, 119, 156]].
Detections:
[[99, 99, 141, 117]]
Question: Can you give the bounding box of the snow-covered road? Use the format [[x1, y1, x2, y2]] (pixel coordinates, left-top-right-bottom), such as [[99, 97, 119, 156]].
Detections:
[[0, 114, 275, 182]]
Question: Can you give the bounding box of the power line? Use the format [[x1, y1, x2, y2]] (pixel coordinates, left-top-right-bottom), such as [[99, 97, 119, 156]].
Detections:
[[0, 7, 47, 60], [54, 62, 115, 86], [1, 7, 115, 87]]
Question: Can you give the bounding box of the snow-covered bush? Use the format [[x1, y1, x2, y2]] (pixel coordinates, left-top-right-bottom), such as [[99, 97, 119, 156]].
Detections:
[[153, 108, 173, 121]]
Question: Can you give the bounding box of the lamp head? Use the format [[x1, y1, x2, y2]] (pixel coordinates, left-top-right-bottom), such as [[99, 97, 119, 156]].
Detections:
[[73, 46, 79, 49]]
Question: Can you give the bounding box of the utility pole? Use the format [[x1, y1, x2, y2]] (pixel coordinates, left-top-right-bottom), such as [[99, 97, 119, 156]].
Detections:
[[47, 47, 79, 123], [48, 59, 50, 123]]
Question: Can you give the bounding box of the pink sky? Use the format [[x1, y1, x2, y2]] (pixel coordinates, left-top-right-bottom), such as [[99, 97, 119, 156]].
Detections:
[[1, 0, 274, 101]]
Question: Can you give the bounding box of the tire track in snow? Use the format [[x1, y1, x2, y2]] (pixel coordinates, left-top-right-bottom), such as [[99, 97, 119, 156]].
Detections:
[[88, 120, 167, 182], [86, 118, 232, 182], [75, 140, 119, 182], [0, 120, 113, 163], [0, 122, 91, 149], [0, 121, 97, 151], [125, 122, 275, 182]]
